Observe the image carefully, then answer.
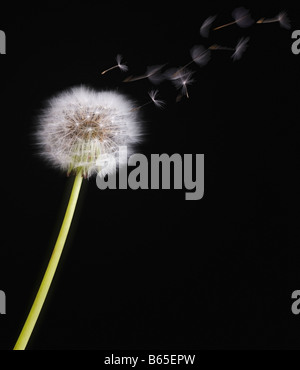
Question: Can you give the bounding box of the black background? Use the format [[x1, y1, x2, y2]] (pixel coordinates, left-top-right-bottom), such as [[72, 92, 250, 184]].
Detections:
[[1, 0, 300, 350]]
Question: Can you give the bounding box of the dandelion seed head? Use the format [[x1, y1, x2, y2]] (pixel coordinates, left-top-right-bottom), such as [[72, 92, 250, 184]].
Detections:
[[36, 86, 141, 178]]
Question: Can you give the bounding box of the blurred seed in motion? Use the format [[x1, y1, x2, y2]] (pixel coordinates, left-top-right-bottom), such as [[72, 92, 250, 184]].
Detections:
[[132, 89, 165, 110], [257, 11, 291, 30], [190, 45, 211, 67], [123, 64, 166, 83], [232, 37, 250, 61], [200, 15, 217, 38], [213, 6, 254, 31]]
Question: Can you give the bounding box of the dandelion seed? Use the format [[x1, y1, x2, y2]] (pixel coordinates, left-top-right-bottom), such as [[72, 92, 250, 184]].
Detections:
[[213, 6, 254, 31], [232, 37, 250, 61], [101, 54, 128, 75], [257, 11, 290, 30], [146, 65, 167, 85], [170, 69, 194, 99], [149, 89, 165, 108], [164, 67, 180, 81], [190, 45, 211, 67], [164, 46, 209, 81], [209, 37, 249, 61], [132, 89, 165, 110], [123, 64, 166, 83], [232, 7, 254, 28], [200, 15, 217, 38], [278, 12, 291, 29]]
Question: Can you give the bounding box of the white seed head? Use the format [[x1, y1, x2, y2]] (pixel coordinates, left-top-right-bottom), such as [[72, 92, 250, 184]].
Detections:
[[36, 86, 141, 178]]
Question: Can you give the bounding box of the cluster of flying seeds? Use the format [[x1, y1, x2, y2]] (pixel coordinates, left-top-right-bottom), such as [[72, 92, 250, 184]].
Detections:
[[37, 7, 291, 179], [101, 7, 290, 105]]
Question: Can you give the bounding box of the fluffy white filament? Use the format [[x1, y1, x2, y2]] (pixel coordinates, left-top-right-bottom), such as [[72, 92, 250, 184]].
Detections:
[[257, 12, 291, 30], [36, 86, 141, 178], [232, 7, 254, 28], [232, 37, 250, 61], [200, 15, 217, 38], [149, 90, 165, 108]]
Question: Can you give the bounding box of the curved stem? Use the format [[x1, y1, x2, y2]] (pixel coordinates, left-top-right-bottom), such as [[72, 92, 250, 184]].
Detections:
[[14, 172, 83, 350]]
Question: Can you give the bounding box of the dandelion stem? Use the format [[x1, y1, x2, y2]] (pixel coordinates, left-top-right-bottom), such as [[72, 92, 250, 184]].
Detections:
[[13, 171, 83, 350]]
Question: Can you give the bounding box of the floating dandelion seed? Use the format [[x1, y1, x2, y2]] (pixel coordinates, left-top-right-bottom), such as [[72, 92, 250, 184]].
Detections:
[[190, 45, 211, 67], [13, 86, 141, 350], [232, 37, 250, 61], [133, 89, 165, 110], [146, 65, 167, 85], [232, 7, 255, 28], [164, 46, 209, 81], [278, 12, 291, 29], [209, 37, 250, 61], [200, 15, 217, 38], [123, 64, 166, 83], [164, 67, 181, 81], [149, 90, 165, 108], [213, 6, 254, 31], [170, 69, 194, 100], [257, 11, 291, 30], [101, 54, 128, 75]]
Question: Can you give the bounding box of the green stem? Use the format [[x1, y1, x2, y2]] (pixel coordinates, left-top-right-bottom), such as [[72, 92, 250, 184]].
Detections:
[[14, 172, 83, 350]]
